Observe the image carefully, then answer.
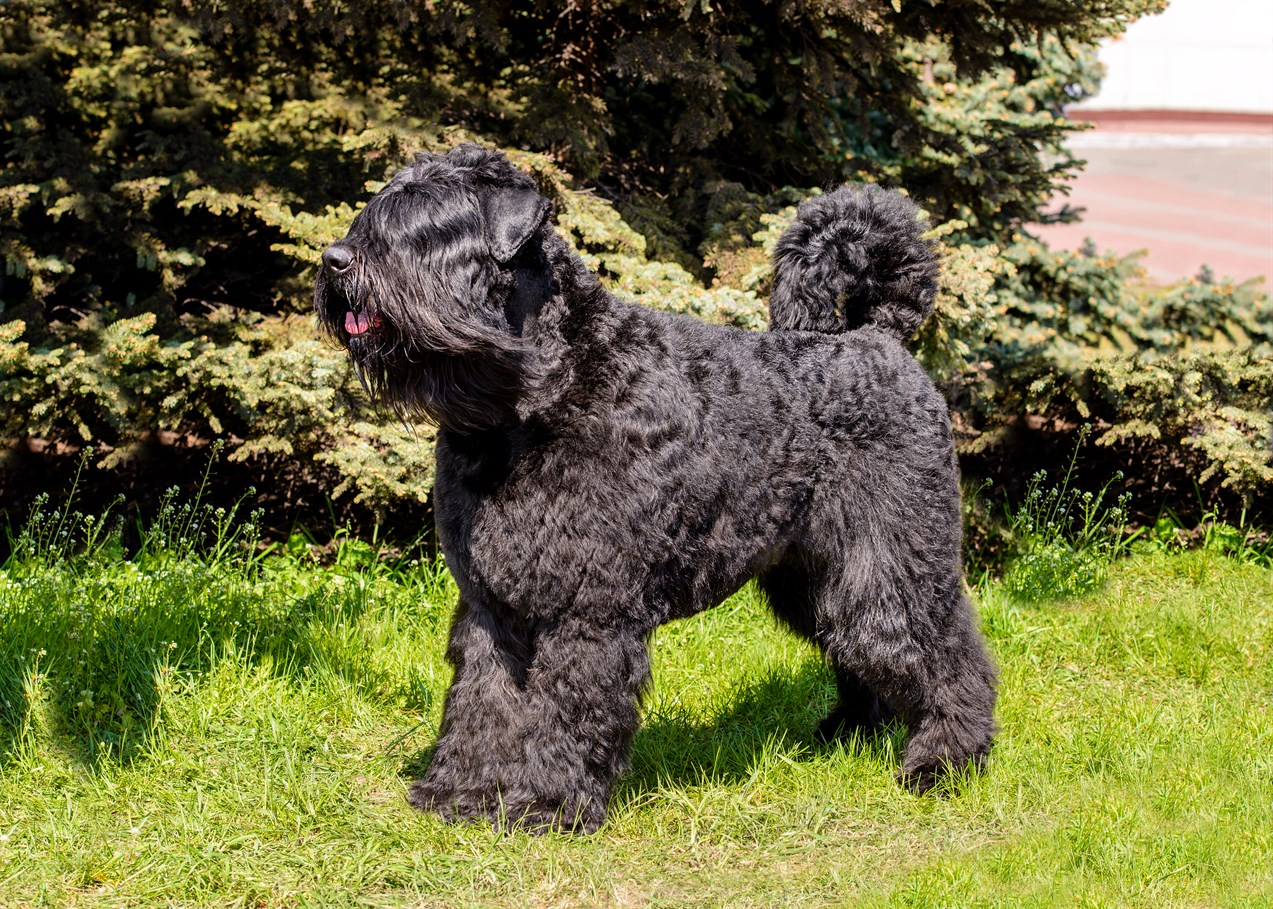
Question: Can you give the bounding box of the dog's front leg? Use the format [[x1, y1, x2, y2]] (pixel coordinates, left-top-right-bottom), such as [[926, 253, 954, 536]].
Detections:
[[510, 615, 651, 833], [408, 598, 535, 825], [411, 602, 649, 833]]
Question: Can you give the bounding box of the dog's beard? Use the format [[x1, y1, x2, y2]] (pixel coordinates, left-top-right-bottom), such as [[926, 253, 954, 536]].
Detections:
[[351, 341, 524, 432], [315, 268, 527, 433]]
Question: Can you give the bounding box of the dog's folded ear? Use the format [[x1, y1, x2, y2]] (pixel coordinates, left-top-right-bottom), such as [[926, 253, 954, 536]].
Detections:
[[484, 187, 551, 264]]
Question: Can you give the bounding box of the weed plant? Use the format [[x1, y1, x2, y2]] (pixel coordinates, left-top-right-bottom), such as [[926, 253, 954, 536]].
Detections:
[[2, 449, 124, 570], [1002, 426, 1133, 602], [1142, 506, 1273, 569]]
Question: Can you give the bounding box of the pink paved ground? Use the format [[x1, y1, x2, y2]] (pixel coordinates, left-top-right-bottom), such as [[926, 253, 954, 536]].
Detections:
[[1030, 116, 1273, 288]]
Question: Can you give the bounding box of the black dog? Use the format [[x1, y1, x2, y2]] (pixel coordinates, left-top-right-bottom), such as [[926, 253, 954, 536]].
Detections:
[[315, 144, 996, 833]]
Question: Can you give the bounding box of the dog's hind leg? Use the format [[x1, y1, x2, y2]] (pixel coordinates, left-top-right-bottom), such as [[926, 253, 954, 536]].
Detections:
[[760, 559, 896, 742], [816, 669, 898, 742], [818, 556, 998, 793]]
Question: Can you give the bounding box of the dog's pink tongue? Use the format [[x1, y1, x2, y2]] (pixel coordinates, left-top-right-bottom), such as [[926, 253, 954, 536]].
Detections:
[[345, 311, 372, 335]]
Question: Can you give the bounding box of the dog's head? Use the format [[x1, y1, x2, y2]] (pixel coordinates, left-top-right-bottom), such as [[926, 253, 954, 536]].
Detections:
[[314, 144, 555, 432]]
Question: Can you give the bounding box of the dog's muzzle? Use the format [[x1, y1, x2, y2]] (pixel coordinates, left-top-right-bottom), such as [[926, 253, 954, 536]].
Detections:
[[319, 244, 385, 338]]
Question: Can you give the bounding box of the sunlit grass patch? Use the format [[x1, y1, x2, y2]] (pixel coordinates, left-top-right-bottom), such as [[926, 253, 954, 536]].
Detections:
[[1, 490, 1270, 906]]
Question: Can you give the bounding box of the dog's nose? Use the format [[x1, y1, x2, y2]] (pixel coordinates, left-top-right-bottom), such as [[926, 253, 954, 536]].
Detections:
[[322, 245, 354, 273]]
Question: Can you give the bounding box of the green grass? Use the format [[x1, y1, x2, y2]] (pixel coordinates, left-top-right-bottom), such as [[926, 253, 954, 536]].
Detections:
[[1, 539, 1270, 907]]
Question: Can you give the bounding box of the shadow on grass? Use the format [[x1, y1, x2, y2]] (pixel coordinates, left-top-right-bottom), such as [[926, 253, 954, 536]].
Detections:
[[0, 560, 448, 770], [397, 743, 437, 784], [623, 664, 905, 793], [394, 663, 905, 805], [0, 617, 180, 768]]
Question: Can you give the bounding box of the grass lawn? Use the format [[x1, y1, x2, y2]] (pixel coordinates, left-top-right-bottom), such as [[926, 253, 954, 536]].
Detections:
[[0, 539, 1270, 907]]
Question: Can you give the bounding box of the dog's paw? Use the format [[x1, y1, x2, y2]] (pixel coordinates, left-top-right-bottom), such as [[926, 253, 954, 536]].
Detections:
[[408, 781, 507, 831], [898, 750, 988, 796], [408, 780, 605, 834], [407, 778, 459, 814], [897, 767, 942, 795], [497, 796, 606, 835]]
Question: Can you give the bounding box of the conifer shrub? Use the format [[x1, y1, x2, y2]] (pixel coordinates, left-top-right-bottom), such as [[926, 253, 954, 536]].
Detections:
[[2, 0, 1268, 537]]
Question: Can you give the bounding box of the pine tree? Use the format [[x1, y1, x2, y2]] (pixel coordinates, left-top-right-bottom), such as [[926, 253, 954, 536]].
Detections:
[[4, 0, 1268, 528]]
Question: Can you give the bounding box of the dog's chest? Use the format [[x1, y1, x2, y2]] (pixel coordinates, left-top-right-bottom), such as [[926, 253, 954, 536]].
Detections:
[[476, 482, 669, 622], [433, 430, 659, 618]]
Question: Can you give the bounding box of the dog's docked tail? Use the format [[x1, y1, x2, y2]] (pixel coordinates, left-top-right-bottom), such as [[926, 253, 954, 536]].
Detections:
[[768, 184, 938, 341]]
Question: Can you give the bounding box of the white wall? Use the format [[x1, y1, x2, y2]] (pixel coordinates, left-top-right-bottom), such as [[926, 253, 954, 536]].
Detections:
[[1076, 0, 1273, 114]]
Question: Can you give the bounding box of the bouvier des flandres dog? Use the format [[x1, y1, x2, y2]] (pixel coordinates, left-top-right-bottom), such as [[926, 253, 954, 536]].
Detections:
[[314, 143, 997, 833]]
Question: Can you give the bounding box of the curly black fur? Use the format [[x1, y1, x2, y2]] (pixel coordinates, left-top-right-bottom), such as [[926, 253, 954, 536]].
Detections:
[[315, 144, 997, 834], [769, 184, 939, 340]]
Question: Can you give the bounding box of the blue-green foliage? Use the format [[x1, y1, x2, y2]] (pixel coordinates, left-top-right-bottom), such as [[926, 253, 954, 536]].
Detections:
[[1, 0, 1267, 524]]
